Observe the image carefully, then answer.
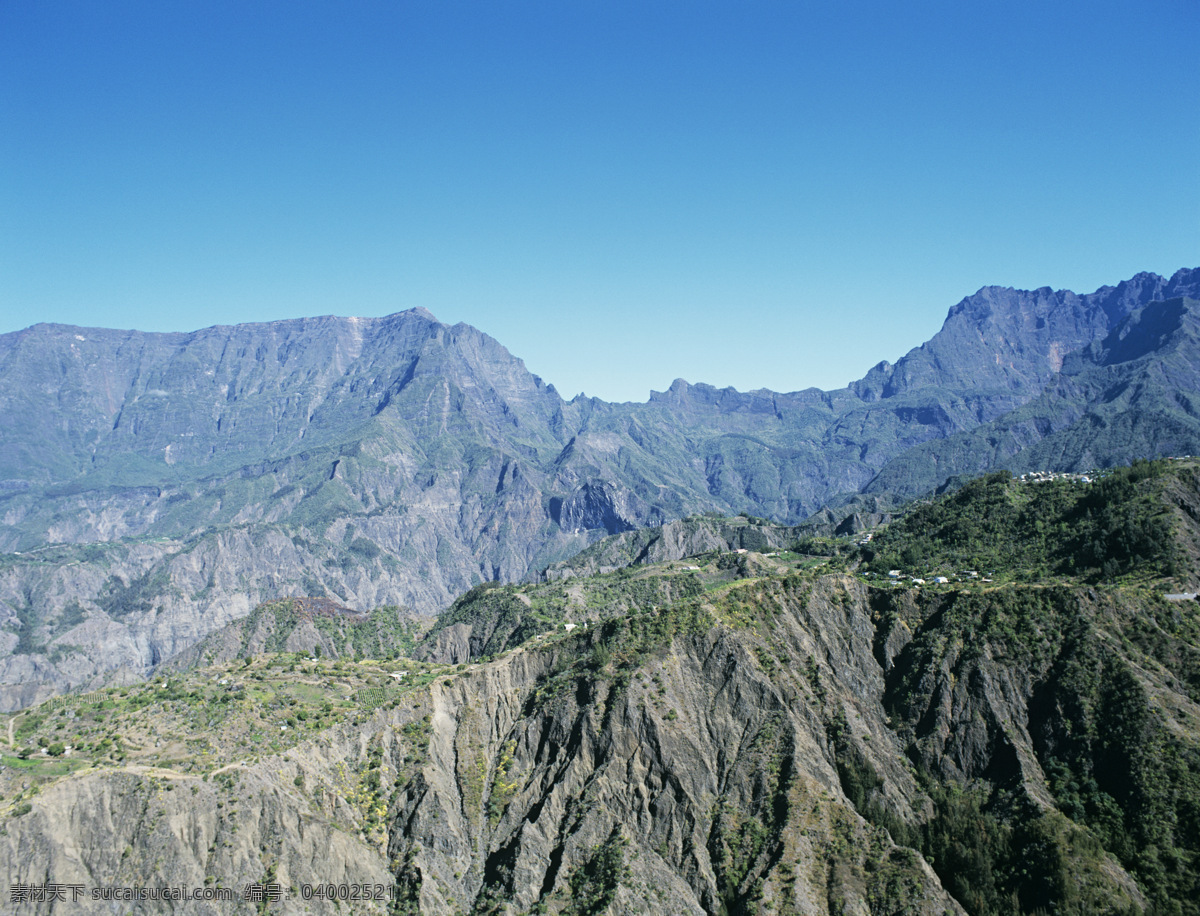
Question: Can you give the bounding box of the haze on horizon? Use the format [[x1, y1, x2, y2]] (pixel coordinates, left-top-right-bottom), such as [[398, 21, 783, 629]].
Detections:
[[2, 0, 1197, 403]]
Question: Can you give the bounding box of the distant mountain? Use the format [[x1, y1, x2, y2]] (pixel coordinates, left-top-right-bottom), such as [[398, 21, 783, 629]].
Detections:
[[853, 268, 1200, 400], [865, 296, 1200, 496], [1, 268, 1198, 707]]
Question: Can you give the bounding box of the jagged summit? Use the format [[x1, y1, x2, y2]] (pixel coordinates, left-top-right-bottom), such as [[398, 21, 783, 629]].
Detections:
[[396, 305, 439, 322]]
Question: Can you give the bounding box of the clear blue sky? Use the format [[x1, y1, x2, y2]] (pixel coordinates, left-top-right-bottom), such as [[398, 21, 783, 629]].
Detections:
[[2, 1, 1197, 402]]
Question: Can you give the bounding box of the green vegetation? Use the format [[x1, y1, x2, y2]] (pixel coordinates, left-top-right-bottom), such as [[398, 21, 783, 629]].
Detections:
[[860, 461, 1179, 583], [866, 556, 1200, 912], [915, 786, 1126, 914], [1034, 636, 1200, 912], [565, 828, 630, 916], [487, 740, 519, 826], [524, 594, 711, 718], [230, 599, 421, 661], [97, 566, 174, 619], [421, 565, 706, 665], [8, 459, 1200, 914], [423, 583, 557, 660], [797, 460, 1200, 914], [790, 535, 852, 560], [708, 711, 795, 914], [0, 652, 449, 805]]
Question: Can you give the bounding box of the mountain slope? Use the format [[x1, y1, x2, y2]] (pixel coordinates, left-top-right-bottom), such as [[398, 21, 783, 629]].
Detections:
[[7, 460, 1200, 913], [866, 297, 1200, 497], [852, 268, 1200, 402]]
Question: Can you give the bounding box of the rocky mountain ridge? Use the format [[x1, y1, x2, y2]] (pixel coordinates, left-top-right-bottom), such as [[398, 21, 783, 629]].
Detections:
[[2, 269, 1200, 708], [866, 296, 1200, 496]]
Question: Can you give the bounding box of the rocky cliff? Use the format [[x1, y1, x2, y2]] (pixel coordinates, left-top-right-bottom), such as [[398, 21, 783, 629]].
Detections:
[[5, 510, 1196, 913], [866, 296, 1200, 496], [539, 514, 805, 582]]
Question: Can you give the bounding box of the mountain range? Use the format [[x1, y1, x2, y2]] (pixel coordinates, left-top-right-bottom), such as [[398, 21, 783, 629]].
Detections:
[[0, 268, 1198, 707]]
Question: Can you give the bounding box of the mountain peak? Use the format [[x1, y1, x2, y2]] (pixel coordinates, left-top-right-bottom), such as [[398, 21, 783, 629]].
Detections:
[[393, 306, 440, 323], [851, 270, 1200, 403]]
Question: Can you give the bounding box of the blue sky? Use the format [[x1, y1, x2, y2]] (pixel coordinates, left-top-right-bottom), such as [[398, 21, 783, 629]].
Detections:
[[2, 1, 1197, 402]]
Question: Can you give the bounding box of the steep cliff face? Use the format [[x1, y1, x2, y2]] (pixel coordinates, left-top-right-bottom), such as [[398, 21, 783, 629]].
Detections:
[[0, 570, 971, 915], [0, 765, 397, 915], [0, 526, 437, 711], [0, 309, 568, 488], [851, 268, 1200, 403], [866, 297, 1200, 496], [7, 543, 1194, 914], [6, 464, 1200, 914]]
